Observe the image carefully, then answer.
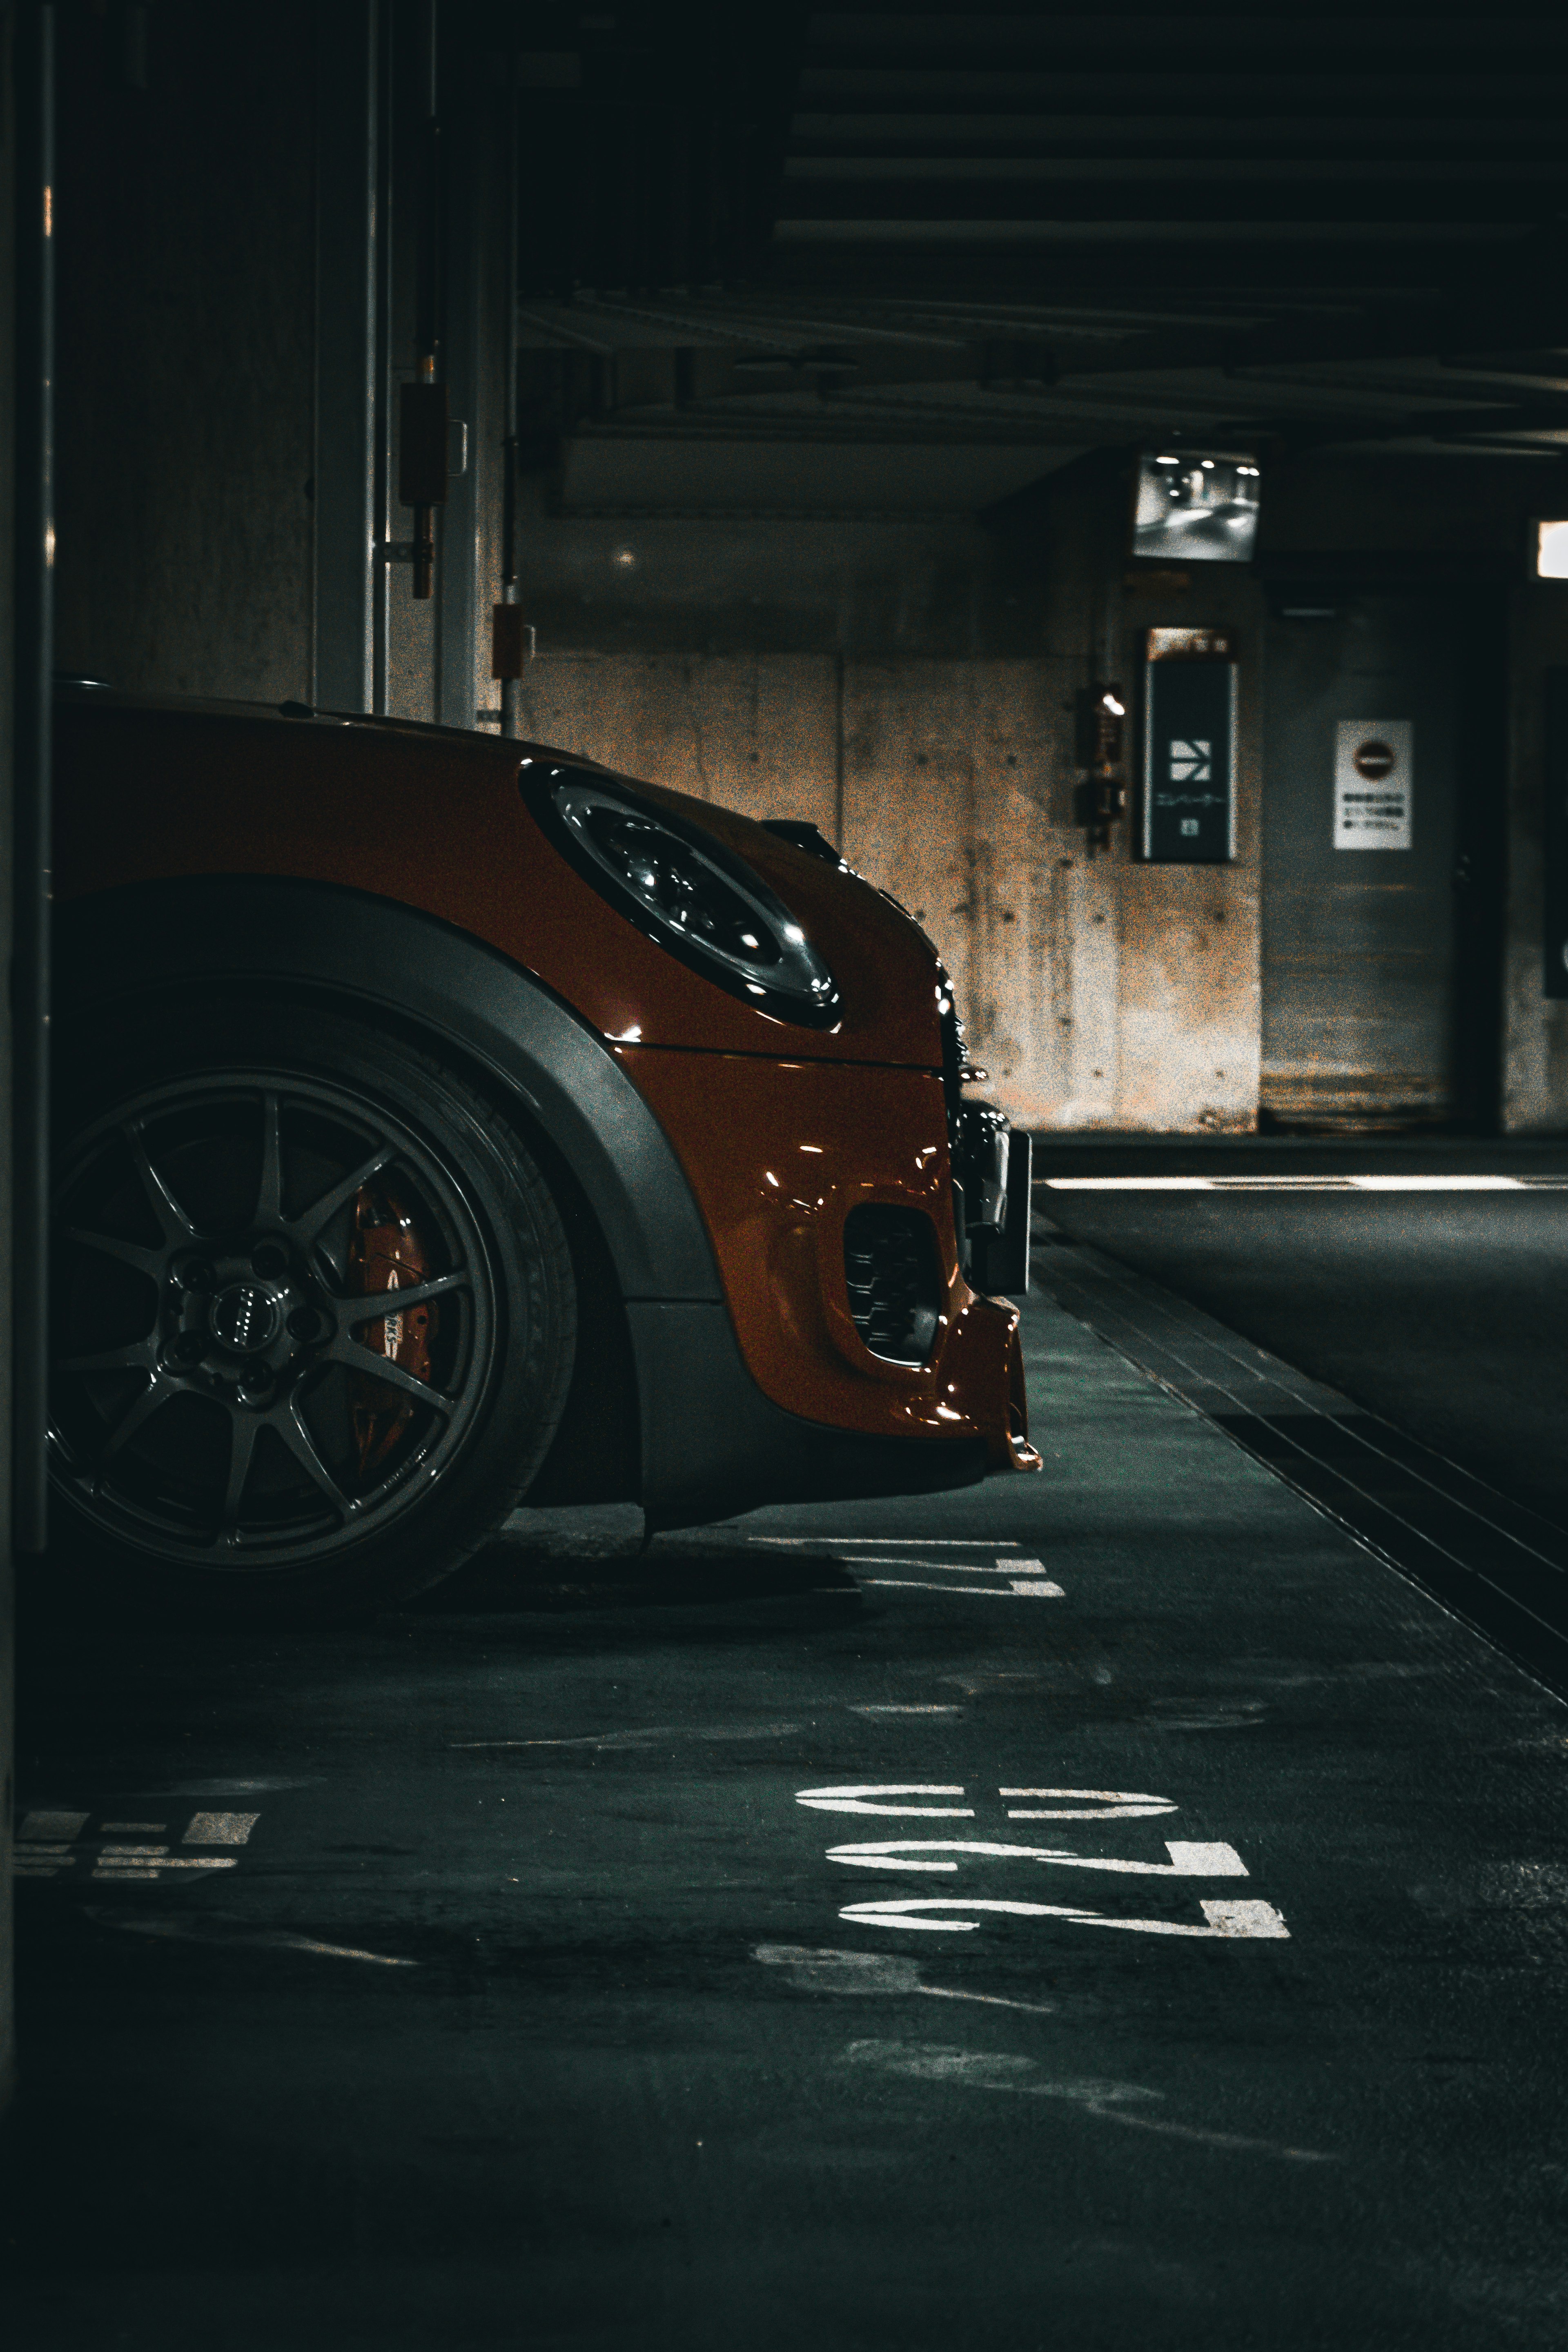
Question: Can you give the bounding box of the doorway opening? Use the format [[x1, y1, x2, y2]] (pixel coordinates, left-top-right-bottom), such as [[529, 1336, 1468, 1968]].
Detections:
[[1259, 582, 1505, 1134]]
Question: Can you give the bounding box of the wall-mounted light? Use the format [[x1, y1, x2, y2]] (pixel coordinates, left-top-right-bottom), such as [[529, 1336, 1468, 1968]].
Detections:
[[1074, 682, 1128, 855]]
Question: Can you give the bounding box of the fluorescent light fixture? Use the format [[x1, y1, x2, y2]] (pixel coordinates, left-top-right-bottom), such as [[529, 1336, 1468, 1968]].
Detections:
[[1041, 1175, 1568, 1192], [1536, 520, 1568, 579]]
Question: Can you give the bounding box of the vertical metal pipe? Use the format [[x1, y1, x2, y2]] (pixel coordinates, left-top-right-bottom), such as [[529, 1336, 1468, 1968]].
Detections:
[[372, 5, 394, 714], [500, 49, 521, 741], [436, 3, 482, 727], [313, 0, 378, 712], [13, 1, 55, 1554], [833, 650, 846, 853]]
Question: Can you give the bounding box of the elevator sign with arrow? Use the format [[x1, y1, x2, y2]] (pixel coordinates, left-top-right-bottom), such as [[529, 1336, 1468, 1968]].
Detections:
[[1142, 628, 1236, 864]]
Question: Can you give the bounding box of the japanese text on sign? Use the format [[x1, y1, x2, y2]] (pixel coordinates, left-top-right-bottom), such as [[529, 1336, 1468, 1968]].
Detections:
[[1334, 720, 1412, 851]]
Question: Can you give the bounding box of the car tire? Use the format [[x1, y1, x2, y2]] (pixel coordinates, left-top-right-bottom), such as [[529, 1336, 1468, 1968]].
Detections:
[[47, 992, 577, 1621]]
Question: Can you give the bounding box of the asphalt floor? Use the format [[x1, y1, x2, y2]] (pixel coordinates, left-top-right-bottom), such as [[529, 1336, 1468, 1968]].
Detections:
[[1035, 1138, 1568, 1533], [7, 1264, 1567, 2348]]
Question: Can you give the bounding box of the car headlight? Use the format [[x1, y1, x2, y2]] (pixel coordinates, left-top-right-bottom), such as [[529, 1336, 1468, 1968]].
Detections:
[[524, 763, 841, 1026]]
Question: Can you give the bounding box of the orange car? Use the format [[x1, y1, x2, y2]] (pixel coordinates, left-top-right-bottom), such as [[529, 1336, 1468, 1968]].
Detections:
[[51, 687, 1037, 1616]]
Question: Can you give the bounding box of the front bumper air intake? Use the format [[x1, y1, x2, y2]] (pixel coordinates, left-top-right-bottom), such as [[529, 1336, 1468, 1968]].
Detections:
[[844, 1204, 943, 1365]]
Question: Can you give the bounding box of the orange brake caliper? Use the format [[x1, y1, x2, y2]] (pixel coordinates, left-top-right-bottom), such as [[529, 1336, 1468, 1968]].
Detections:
[[345, 1182, 438, 1479]]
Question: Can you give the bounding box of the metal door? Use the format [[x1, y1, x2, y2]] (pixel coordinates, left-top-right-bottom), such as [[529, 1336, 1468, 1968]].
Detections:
[[1261, 590, 1468, 1129]]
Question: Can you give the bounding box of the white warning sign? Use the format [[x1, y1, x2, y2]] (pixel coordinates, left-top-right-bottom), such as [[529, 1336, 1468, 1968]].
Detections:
[[1334, 720, 1412, 851]]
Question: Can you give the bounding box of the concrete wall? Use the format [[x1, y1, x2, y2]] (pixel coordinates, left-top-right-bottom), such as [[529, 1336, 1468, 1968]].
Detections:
[[497, 446, 1568, 1136], [501, 457, 1265, 1134], [1256, 451, 1568, 1134], [48, 13, 1568, 1139], [514, 638, 1261, 1133], [55, 6, 316, 702]]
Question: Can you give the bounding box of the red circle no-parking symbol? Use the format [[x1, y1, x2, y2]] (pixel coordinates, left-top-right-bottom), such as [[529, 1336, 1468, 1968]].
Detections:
[[1352, 739, 1396, 780]]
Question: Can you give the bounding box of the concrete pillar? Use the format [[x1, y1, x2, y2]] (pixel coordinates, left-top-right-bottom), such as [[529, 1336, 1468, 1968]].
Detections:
[[2, 0, 52, 2118]]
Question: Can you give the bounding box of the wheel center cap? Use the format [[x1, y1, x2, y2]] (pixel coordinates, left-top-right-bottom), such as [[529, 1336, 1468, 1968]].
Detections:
[[208, 1280, 284, 1355]]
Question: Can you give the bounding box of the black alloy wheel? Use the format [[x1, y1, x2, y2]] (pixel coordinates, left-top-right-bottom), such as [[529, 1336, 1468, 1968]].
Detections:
[[49, 1000, 577, 1618]]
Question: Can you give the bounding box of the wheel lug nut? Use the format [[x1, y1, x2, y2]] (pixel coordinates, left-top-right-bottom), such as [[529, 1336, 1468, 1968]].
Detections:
[[164, 1333, 204, 1370], [239, 1359, 272, 1394], [179, 1260, 214, 1295], [252, 1240, 290, 1278], [287, 1306, 322, 1343]]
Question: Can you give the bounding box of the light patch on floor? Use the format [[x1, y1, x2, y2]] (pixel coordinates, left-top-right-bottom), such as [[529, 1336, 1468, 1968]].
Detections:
[[452, 1722, 801, 1752], [848, 1704, 963, 1717], [842, 2041, 1333, 2161], [94, 1911, 419, 1966], [753, 1944, 1058, 2017]]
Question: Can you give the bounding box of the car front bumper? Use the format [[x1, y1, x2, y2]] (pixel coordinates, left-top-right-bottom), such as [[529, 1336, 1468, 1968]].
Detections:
[[617, 1045, 1038, 1520]]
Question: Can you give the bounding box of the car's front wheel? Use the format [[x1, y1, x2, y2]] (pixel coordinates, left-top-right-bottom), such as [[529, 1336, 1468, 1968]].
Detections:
[[48, 996, 577, 1619]]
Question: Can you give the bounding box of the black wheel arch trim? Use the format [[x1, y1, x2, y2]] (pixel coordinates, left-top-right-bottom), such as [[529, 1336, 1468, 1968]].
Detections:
[[54, 877, 722, 1306], [55, 878, 987, 1528]]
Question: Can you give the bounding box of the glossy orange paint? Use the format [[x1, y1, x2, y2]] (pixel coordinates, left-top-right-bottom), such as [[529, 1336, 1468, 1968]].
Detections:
[[616, 1046, 1021, 1456], [54, 699, 943, 1068], [54, 694, 1029, 1469]]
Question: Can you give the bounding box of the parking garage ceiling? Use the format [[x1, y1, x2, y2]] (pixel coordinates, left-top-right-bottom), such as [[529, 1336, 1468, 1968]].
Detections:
[[507, 2, 1568, 472]]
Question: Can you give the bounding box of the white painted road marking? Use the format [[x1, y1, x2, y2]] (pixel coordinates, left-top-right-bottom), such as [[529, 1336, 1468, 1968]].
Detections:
[[19, 1811, 89, 1841], [94, 1855, 239, 1880], [796, 1785, 975, 1818], [183, 1812, 259, 1844], [752, 1538, 1022, 1548], [839, 1896, 1290, 1938], [1002, 1789, 1177, 1820], [826, 1838, 1248, 1878], [796, 1786, 1286, 1939], [15, 1847, 79, 1878], [845, 1554, 1065, 1598], [862, 1577, 1066, 1597], [19, 1808, 262, 1882], [17, 1815, 86, 1881], [797, 1785, 1178, 1820], [849, 1557, 1051, 1575]]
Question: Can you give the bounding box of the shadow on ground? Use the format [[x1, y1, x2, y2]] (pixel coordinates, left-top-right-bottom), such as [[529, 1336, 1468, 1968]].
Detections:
[[411, 1533, 860, 1615]]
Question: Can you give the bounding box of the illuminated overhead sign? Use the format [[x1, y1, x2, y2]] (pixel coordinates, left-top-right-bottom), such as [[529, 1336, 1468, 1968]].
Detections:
[[1535, 521, 1568, 579], [1133, 451, 1261, 566]]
